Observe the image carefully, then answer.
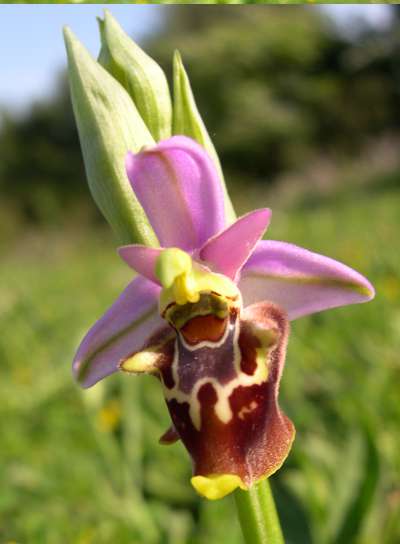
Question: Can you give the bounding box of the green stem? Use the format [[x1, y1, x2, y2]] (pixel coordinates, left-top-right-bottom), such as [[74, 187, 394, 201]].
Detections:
[[234, 479, 284, 544]]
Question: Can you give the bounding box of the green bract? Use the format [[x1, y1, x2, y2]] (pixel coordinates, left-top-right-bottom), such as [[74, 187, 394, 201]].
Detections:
[[98, 10, 172, 142], [63, 27, 158, 247], [173, 51, 236, 223]]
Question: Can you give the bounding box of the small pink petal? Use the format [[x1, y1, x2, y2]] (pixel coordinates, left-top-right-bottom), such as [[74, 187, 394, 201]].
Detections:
[[126, 136, 225, 251], [118, 245, 163, 285], [239, 240, 375, 320], [73, 276, 165, 387], [199, 209, 271, 280]]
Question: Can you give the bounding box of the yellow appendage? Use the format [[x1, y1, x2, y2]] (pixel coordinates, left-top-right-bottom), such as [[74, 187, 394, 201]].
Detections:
[[191, 474, 247, 500], [120, 347, 161, 374]]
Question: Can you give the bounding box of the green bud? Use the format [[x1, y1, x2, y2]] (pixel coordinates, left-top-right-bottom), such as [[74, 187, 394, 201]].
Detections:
[[98, 10, 172, 142], [63, 27, 159, 247], [173, 51, 236, 224]]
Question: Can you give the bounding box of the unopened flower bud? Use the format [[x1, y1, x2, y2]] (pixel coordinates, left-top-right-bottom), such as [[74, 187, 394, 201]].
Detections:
[[63, 27, 158, 246], [98, 10, 172, 142]]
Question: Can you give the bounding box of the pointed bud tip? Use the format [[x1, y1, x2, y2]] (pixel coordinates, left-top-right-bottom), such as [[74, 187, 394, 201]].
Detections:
[[63, 25, 71, 37], [173, 49, 183, 64], [62, 25, 73, 47], [96, 16, 104, 31], [63, 26, 88, 61]]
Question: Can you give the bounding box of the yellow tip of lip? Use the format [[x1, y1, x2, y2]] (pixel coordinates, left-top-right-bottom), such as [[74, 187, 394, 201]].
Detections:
[[191, 474, 246, 500]]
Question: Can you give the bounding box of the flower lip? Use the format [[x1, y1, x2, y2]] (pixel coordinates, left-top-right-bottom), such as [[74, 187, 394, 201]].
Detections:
[[161, 301, 294, 495]]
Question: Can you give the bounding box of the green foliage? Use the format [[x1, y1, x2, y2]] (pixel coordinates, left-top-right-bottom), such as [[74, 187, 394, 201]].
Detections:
[[1, 174, 399, 543], [0, 77, 87, 223]]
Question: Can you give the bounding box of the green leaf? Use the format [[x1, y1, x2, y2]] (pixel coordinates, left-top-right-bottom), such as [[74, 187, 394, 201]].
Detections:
[[274, 480, 313, 544], [63, 27, 159, 246], [329, 427, 379, 544], [98, 10, 172, 142], [173, 51, 236, 224]]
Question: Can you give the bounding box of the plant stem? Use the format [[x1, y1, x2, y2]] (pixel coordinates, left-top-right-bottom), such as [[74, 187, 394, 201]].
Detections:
[[234, 479, 284, 544]]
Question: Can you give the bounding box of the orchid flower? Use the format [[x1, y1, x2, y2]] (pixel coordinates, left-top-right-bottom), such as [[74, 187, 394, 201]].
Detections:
[[73, 135, 374, 501]]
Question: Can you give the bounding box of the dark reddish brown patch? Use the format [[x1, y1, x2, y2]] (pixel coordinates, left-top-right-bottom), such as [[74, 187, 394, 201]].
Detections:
[[159, 425, 180, 445], [155, 339, 175, 372], [158, 339, 176, 389], [197, 381, 218, 408], [161, 363, 175, 389], [134, 336, 175, 388], [180, 315, 227, 345], [146, 326, 175, 348], [228, 382, 294, 484], [238, 323, 260, 375]]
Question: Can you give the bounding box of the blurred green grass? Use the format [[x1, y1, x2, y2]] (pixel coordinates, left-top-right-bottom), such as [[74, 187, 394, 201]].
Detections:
[[0, 172, 399, 544]]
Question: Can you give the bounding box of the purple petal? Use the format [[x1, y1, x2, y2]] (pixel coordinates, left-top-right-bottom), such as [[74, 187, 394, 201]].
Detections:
[[126, 136, 225, 251], [239, 240, 375, 320], [73, 276, 165, 387], [199, 209, 271, 280], [118, 245, 163, 285]]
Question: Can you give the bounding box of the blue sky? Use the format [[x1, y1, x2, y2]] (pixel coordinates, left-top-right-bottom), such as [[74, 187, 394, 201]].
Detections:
[[0, 4, 163, 111], [0, 4, 392, 113]]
